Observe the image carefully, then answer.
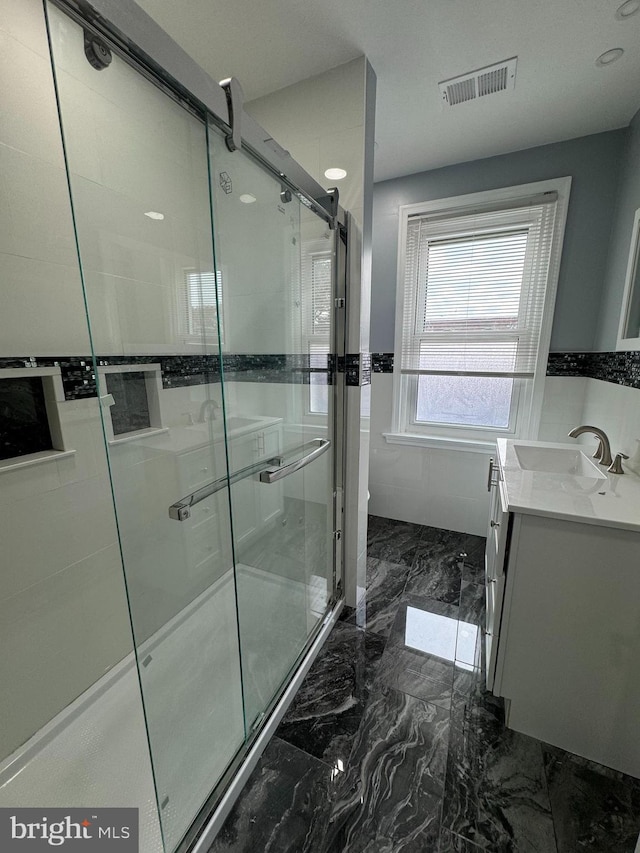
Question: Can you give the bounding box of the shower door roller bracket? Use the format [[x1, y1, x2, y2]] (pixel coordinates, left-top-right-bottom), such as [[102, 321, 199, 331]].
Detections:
[[219, 77, 244, 152], [318, 187, 339, 221]]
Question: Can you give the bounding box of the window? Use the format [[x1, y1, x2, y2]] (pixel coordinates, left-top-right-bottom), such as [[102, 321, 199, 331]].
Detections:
[[183, 270, 224, 344], [392, 179, 571, 446], [303, 248, 333, 415]]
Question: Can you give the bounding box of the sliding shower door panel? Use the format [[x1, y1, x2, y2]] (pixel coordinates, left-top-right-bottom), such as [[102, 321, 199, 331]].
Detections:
[[46, 6, 245, 850], [207, 126, 338, 730]]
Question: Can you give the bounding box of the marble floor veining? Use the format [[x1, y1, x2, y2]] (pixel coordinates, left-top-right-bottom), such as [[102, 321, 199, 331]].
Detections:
[[210, 514, 640, 853]]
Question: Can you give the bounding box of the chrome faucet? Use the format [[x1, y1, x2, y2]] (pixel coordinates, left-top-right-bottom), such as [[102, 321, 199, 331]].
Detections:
[[567, 425, 613, 467], [198, 399, 221, 423]]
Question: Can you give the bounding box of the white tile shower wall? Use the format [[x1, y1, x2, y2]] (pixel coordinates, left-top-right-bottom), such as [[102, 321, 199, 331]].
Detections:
[[0, 4, 89, 357], [536, 374, 640, 461], [48, 2, 218, 358], [580, 378, 640, 460], [0, 396, 134, 761], [537, 376, 588, 443], [0, 0, 218, 358], [368, 374, 491, 536], [0, 0, 139, 762]]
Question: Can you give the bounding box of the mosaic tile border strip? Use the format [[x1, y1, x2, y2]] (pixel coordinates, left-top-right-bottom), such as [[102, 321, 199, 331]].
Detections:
[[14, 349, 636, 398], [372, 353, 394, 373], [546, 351, 640, 389], [343, 353, 371, 386], [371, 351, 640, 389], [0, 354, 333, 401]]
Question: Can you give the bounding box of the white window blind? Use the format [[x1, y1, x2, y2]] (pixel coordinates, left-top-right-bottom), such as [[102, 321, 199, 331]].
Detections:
[[302, 250, 332, 414], [185, 270, 223, 340], [310, 255, 332, 334], [400, 194, 558, 380]]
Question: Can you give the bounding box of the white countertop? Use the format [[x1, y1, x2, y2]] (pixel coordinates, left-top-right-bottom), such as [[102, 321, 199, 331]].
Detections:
[[110, 416, 283, 454], [496, 439, 640, 533]]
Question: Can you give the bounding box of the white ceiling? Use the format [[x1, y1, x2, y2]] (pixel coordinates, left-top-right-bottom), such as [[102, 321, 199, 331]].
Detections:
[[136, 0, 640, 182]]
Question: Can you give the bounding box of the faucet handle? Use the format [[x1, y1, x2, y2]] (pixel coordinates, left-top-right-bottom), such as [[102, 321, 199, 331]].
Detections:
[[607, 453, 629, 475], [592, 440, 603, 461]]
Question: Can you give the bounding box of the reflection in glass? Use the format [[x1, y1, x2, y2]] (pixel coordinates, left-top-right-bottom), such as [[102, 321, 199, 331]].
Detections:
[[208, 123, 335, 732], [405, 606, 478, 672], [47, 6, 244, 848]]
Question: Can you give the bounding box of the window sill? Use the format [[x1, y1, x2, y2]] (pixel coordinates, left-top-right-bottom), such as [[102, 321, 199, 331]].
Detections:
[[0, 449, 76, 474], [383, 432, 496, 454]]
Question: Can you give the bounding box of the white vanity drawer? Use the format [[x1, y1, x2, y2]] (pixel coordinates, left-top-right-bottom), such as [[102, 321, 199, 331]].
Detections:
[[179, 446, 222, 492]]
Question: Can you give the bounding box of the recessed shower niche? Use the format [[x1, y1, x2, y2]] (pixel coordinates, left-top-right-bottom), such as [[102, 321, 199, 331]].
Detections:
[[0, 369, 65, 464], [98, 364, 163, 442]]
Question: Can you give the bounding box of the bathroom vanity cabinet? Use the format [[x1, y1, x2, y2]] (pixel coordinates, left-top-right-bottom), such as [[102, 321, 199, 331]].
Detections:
[[487, 440, 640, 779], [172, 419, 284, 557]]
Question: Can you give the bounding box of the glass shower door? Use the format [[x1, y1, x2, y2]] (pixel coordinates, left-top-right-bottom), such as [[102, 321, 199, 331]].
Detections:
[[46, 7, 245, 850], [208, 126, 338, 729]]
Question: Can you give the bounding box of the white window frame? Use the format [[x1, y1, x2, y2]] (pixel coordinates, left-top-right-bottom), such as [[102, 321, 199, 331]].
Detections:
[[302, 243, 333, 418], [387, 178, 572, 452], [180, 268, 225, 349]]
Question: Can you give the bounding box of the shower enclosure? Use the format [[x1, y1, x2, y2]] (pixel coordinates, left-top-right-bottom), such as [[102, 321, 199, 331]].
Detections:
[[0, 1, 345, 850]]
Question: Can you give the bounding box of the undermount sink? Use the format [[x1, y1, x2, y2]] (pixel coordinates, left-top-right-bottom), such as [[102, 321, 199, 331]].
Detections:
[[513, 444, 607, 478]]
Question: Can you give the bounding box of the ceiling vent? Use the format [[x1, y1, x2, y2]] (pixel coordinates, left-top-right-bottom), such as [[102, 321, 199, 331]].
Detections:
[[439, 57, 517, 107]]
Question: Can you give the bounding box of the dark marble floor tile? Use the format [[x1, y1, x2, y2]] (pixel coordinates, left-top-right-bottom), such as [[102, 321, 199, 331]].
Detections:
[[378, 651, 454, 711], [209, 737, 334, 853], [543, 745, 640, 852], [458, 581, 485, 626], [344, 557, 411, 638], [441, 691, 556, 851], [318, 685, 450, 853], [460, 550, 485, 587], [417, 526, 485, 560], [455, 582, 485, 671], [417, 525, 473, 551], [405, 551, 463, 605], [452, 665, 485, 701], [544, 746, 640, 791], [338, 604, 356, 623], [385, 594, 461, 651], [377, 595, 463, 709], [438, 829, 485, 852], [367, 514, 423, 567], [277, 622, 386, 765], [462, 534, 486, 560]]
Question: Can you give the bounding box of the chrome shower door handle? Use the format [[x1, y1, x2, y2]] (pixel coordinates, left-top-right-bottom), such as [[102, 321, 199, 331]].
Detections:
[[259, 438, 331, 484]]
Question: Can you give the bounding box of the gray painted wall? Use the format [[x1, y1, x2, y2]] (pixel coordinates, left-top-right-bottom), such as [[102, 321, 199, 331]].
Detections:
[[371, 130, 626, 353], [596, 109, 640, 350]]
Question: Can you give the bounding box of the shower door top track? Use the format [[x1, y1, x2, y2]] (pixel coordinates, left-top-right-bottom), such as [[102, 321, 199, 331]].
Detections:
[[49, 0, 345, 226]]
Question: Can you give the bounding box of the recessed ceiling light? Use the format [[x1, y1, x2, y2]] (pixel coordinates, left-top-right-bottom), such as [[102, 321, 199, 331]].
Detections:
[[595, 47, 624, 67], [616, 0, 640, 19], [324, 167, 347, 180], [144, 211, 164, 220], [239, 193, 257, 204]]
